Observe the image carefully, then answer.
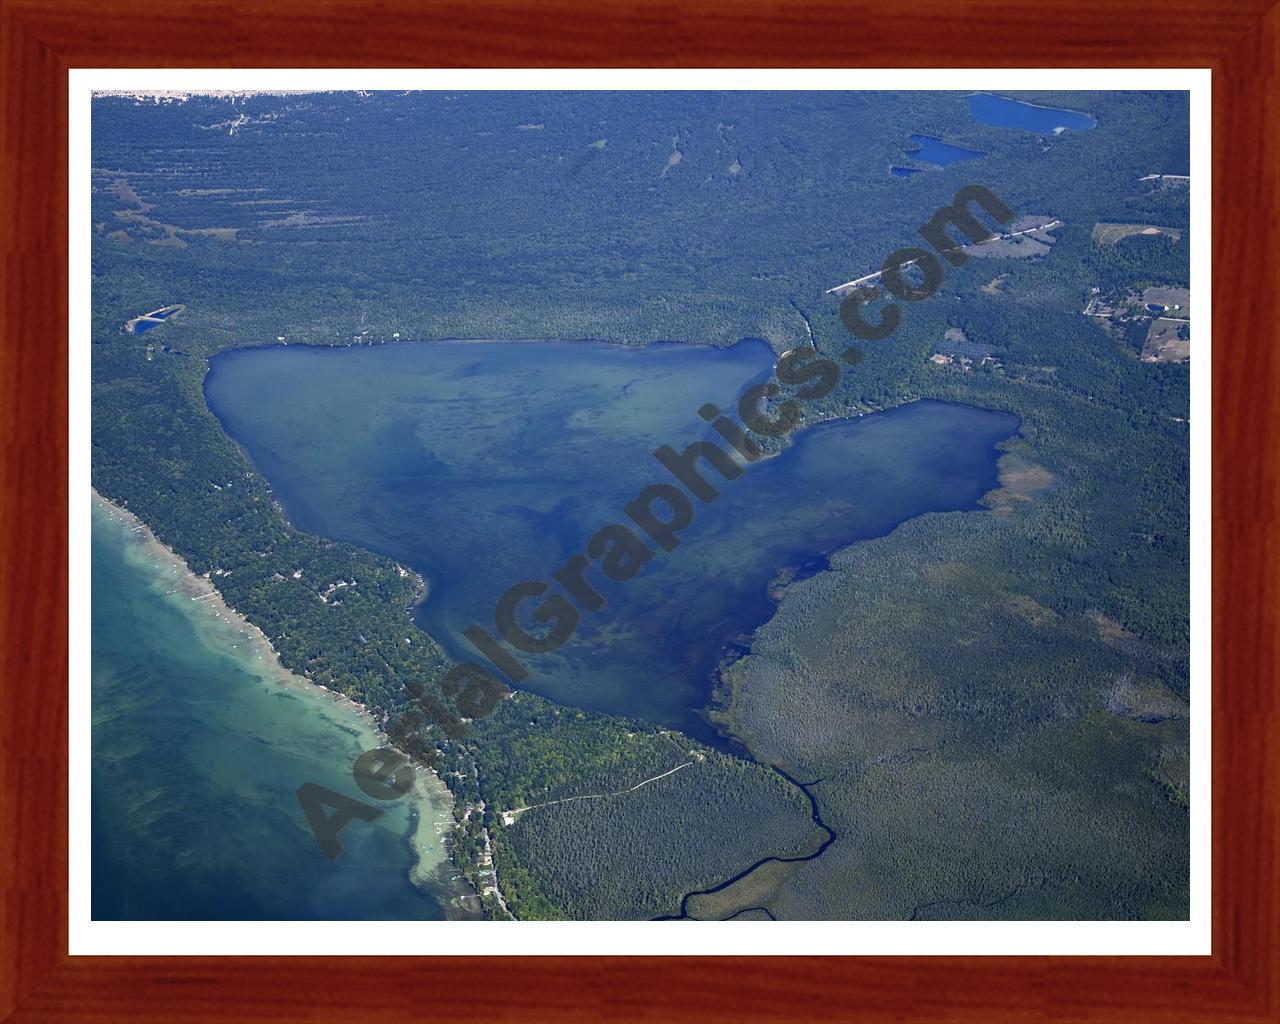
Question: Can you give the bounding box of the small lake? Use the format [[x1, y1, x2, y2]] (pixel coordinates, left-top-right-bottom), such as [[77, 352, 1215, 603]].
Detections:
[[969, 93, 1096, 133], [890, 166, 922, 178], [205, 339, 1018, 743], [91, 502, 457, 920], [126, 304, 185, 335], [905, 133, 986, 167]]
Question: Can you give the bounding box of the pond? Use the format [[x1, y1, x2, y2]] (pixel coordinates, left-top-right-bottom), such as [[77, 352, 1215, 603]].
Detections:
[[905, 133, 986, 167], [205, 339, 1018, 744], [126, 305, 185, 335], [968, 93, 1096, 133]]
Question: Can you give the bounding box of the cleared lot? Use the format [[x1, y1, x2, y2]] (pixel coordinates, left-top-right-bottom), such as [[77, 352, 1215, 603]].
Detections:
[[1091, 222, 1182, 245]]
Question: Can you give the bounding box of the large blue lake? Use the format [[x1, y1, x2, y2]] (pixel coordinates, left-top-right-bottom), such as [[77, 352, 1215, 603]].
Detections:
[[205, 339, 1018, 742]]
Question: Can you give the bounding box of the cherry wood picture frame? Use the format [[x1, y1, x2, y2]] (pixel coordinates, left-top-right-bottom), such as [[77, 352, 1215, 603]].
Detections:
[[2, 1, 1276, 1020]]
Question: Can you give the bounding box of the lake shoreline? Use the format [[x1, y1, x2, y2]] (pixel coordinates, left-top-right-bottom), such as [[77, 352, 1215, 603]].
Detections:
[[205, 334, 1019, 747], [90, 488, 472, 917]]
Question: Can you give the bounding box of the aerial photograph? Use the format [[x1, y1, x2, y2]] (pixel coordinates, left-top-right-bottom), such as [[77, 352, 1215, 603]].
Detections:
[[90, 88, 1192, 922]]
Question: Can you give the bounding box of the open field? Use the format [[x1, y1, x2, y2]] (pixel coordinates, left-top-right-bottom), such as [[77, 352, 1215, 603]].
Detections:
[[1144, 318, 1191, 362], [1092, 222, 1182, 245], [964, 215, 1062, 259], [1142, 285, 1190, 316]]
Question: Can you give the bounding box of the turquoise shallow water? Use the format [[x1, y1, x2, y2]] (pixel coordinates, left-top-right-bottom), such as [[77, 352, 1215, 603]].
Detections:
[[204, 339, 1020, 743], [91, 502, 454, 920]]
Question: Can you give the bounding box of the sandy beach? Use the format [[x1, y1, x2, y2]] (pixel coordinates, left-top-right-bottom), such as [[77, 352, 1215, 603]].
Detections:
[[90, 488, 465, 909]]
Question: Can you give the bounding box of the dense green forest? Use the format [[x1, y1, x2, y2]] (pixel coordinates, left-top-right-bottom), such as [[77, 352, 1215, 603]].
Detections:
[[494, 747, 817, 920], [91, 89, 1191, 919], [463, 711, 819, 919]]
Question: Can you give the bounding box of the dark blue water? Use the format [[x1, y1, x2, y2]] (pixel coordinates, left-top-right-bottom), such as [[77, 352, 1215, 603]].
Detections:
[[905, 133, 985, 166], [969, 93, 1096, 133], [91, 504, 453, 920], [890, 166, 922, 178], [133, 319, 161, 334], [1147, 304, 1167, 314], [205, 339, 1018, 743]]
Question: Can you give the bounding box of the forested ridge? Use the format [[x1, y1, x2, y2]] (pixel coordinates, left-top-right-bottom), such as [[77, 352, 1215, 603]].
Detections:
[[91, 89, 1191, 918]]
